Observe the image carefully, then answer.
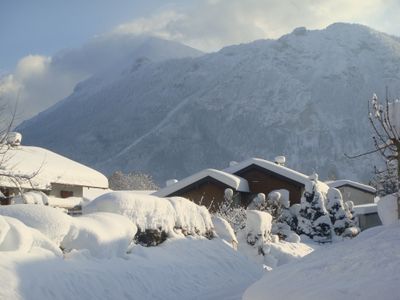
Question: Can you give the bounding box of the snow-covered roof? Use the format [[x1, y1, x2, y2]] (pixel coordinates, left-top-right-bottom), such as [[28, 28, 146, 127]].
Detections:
[[327, 180, 376, 194], [0, 146, 108, 190], [224, 158, 310, 186], [153, 168, 249, 197], [353, 203, 378, 215]]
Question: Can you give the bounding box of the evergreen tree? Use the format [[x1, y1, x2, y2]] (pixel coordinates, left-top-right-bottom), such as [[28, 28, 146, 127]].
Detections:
[[297, 175, 332, 242]]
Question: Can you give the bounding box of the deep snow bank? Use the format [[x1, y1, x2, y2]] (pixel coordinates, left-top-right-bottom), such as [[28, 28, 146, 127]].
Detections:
[[0, 237, 262, 300], [244, 224, 400, 300]]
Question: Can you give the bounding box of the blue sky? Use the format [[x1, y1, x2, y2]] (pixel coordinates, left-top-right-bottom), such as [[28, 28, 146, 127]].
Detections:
[[0, 0, 189, 71]]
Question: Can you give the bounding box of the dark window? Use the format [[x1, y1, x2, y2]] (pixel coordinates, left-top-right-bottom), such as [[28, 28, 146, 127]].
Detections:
[[60, 191, 73, 198]]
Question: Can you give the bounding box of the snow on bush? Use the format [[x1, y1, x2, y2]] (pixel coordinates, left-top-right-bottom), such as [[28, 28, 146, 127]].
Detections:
[[61, 212, 137, 258], [84, 192, 215, 246], [167, 197, 213, 237], [0, 215, 62, 255], [377, 194, 399, 226], [12, 191, 49, 205], [83, 192, 176, 233], [0, 204, 73, 245], [245, 210, 272, 247], [212, 215, 238, 248]]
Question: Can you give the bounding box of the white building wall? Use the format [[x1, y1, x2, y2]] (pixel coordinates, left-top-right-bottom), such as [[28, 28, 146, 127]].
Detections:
[[338, 186, 375, 205]]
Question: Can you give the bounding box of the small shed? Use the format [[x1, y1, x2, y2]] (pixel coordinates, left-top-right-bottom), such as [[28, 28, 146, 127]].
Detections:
[[327, 180, 376, 205], [224, 158, 311, 205], [153, 169, 249, 211]]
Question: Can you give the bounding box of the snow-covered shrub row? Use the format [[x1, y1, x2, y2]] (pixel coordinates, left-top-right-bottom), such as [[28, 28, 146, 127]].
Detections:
[[0, 205, 137, 258], [83, 192, 215, 246]]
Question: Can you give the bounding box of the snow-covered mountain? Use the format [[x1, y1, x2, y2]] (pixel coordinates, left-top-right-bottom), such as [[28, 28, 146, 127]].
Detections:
[[18, 23, 400, 184]]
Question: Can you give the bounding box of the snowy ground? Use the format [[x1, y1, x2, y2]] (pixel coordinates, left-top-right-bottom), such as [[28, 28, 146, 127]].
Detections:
[[1, 192, 398, 300], [0, 237, 262, 300], [244, 223, 400, 300]]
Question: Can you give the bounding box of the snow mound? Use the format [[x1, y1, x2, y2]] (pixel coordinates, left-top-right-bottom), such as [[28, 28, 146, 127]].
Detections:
[[212, 215, 238, 247], [0, 205, 73, 245], [83, 192, 176, 233], [0, 215, 62, 255], [377, 194, 399, 226], [167, 197, 213, 236], [62, 212, 137, 258], [244, 224, 400, 300]]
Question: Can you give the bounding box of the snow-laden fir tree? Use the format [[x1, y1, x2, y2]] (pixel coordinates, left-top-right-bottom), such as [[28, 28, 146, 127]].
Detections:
[[326, 188, 359, 237], [297, 174, 332, 242]]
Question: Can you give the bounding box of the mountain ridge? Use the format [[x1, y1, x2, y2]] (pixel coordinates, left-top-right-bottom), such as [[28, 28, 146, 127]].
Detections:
[[18, 23, 400, 184]]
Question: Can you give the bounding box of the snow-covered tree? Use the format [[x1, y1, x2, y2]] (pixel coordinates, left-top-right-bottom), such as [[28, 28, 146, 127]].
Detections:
[[297, 175, 332, 242], [326, 188, 359, 237], [347, 94, 400, 218], [108, 171, 158, 191], [214, 188, 246, 233]]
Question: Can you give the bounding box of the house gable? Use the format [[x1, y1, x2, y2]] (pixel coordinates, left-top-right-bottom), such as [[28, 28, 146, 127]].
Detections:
[[233, 164, 305, 204]]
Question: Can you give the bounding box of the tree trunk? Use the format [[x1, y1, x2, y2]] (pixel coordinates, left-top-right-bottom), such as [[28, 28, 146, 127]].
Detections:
[[397, 145, 400, 219]]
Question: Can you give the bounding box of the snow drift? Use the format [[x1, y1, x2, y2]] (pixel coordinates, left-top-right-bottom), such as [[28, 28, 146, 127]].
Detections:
[[244, 223, 400, 300]]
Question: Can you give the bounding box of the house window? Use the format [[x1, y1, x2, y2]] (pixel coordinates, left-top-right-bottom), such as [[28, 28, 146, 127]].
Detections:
[[60, 190, 73, 198]]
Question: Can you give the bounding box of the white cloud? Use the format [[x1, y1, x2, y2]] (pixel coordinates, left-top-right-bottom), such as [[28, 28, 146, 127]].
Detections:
[[111, 0, 397, 51]]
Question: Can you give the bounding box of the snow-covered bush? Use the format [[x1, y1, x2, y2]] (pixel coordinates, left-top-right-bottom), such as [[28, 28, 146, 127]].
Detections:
[[0, 204, 73, 245], [214, 188, 247, 233], [84, 192, 215, 246], [245, 210, 272, 252], [297, 178, 332, 242], [167, 197, 214, 237], [0, 215, 62, 255], [12, 191, 49, 205], [61, 212, 137, 258], [211, 216, 238, 249]]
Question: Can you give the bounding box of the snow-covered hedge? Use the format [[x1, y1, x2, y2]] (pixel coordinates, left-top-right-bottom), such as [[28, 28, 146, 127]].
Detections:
[[83, 192, 215, 245], [61, 212, 137, 258], [84, 192, 176, 233], [167, 197, 213, 237]]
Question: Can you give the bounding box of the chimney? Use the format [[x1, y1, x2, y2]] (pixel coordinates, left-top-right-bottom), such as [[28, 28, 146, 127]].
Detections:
[[166, 179, 178, 187], [274, 156, 286, 166]]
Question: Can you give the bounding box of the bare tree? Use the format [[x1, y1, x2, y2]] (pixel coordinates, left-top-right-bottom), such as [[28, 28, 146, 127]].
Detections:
[[108, 171, 159, 191], [346, 92, 400, 218], [0, 100, 41, 202]]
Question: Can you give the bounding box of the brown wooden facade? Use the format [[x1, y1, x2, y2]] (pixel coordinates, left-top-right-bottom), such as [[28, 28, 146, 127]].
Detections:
[[168, 176, 245, 212], [233, 164, 304, 205]]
